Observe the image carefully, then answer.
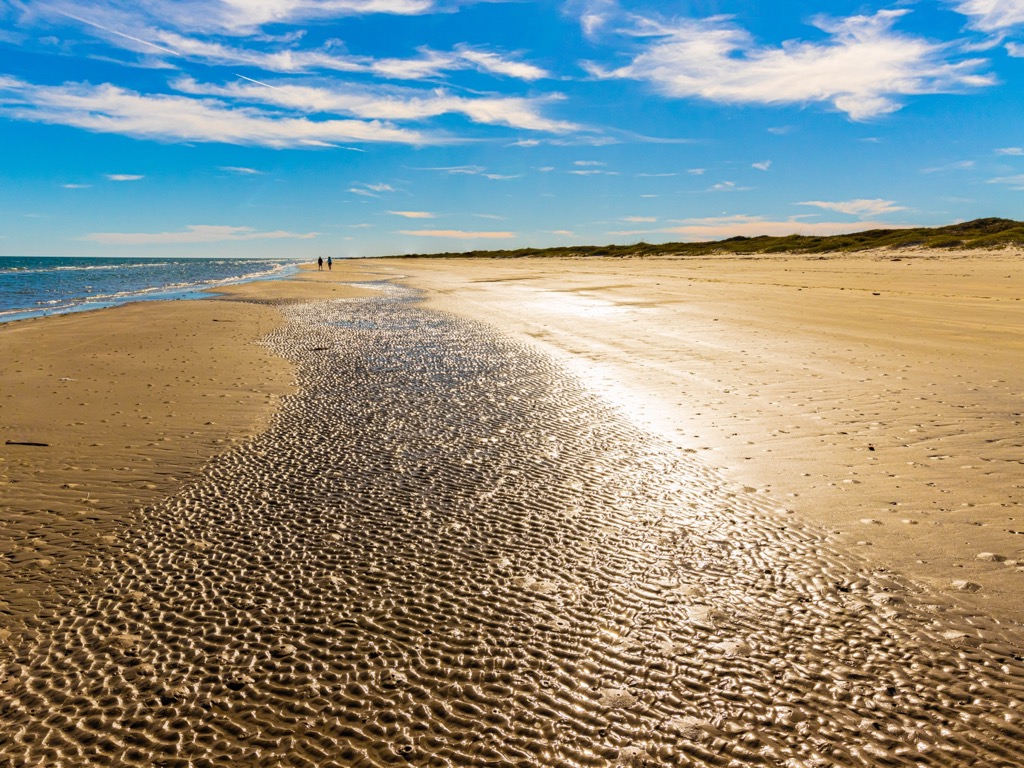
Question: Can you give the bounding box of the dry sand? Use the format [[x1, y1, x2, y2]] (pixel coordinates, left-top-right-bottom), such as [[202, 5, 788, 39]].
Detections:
[[0, 266, 374, 627], [372, 249, 1024, 624]]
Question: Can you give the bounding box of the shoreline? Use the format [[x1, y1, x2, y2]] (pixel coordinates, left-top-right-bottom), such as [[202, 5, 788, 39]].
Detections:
[[0, 264, 377, 630]]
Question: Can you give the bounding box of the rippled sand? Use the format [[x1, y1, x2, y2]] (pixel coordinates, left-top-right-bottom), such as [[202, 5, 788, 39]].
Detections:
[[2, 285, 1024, 766]]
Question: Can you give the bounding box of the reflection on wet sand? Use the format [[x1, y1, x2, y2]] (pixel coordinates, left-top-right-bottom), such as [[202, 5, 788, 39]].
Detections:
[[1, 286, 1023, 766]]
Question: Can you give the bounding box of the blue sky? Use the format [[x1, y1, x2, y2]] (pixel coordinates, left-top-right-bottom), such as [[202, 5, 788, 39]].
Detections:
[[1, 0, 1024, 258]]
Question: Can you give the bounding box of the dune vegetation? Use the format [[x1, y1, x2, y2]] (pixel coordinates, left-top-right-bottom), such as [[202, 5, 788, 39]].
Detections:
[[395, 218, 1024, 259]]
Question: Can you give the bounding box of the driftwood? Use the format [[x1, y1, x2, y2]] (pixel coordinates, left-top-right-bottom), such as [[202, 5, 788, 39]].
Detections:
[[5, 440, 50, 447]]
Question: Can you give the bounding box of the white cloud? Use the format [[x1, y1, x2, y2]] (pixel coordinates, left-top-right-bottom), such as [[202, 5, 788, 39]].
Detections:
[[922, 159, 975, 173], [33, 0, 435, 38], [415, 165, 486, 175], [710, 181, 749, 192], [174, 77, 577, 133], [42, 8, 552, 84], [752, 160, 771, 171], [954, 0, 1024, 31], [454, 46, 550, 80], [587, 10, 994, 120], [1008, 41, 1024, 56], [996, 146, 1024, 155], [388, 210, 434, 218], [688, 168, 706, 175], [82, 224, 319, 245], [796, 198, 906, 217], [574, 160, 606, 166], [219, 165, 264, 174], [550, 229, 575, 236], [988, 173, 1024, 188], [62, 183, 92, 189], [349, 182, 396, 197], [622, 216, 657, 222], [565, 0, 620, 39], [106, 173, 143, 181], [400, 229, 515, 239], [483, 173, 521, 180], [0, 76, 434, 147]]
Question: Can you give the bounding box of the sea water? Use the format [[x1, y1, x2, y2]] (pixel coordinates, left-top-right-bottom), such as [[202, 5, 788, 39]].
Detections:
[[0, 256, 297, 323]]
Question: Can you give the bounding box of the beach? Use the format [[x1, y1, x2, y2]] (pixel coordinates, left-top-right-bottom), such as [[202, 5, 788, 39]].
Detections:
[[1, 252, 1023, 765], [376, 249, 1024, 623]]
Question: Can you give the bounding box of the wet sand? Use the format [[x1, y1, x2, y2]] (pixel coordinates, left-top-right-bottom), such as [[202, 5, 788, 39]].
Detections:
[[374, 250, 1024, 625], [0, 255, 1023, 765]]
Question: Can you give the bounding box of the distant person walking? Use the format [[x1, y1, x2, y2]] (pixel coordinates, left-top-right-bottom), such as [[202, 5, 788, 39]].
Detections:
[[317, 256, 323, 271], [327, 256, 333, 271]]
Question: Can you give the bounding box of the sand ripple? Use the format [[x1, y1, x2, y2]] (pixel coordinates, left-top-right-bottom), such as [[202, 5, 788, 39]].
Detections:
[[1, 285, 1023, 766]]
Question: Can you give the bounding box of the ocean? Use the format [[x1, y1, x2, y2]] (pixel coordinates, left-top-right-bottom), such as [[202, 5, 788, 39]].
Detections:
[[0, 256, 297, 323]]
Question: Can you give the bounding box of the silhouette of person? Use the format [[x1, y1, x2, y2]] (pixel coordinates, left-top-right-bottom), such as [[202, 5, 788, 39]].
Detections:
[[327, 256, 333, 271], [317, 256, 323, 271]]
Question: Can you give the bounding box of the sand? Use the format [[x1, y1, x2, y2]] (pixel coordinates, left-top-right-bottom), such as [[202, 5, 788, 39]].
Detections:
[[0, 266, 375, 627], [1, 252, 1023, 766], [374, 249, 1024, 624]]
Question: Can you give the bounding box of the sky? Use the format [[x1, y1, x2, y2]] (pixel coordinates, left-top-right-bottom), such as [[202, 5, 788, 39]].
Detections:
[[1, 0, 1024, 258]]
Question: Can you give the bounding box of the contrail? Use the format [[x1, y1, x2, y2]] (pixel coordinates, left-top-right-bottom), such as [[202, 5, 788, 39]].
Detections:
[[234, 74, 293, 93], [57, 10, 181, 57]]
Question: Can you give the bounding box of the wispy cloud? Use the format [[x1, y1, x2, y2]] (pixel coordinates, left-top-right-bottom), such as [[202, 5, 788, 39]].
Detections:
[[400, 229, 515, 239], [796, 198, 906, 217], [414, 165, 486, 175], [348, 182, 396, 197], [82, 224, 319, 245], [752, 160, 772, 171], [709, 181, 749, 192], [388, 210, 434, 218], [454, 46, 550, 80], [62, 183, 92, 189], [988, 173, 1024, 188], [0, 76, 434, 148], [38, 4, 552, 84], [922, 160, 975, 173], [173, 77, 577, 133], [622, 216, 656, 222], [34, 0, 436, 38], [586, 10, 994, 120], [565, 0, 620, 39], [106, 173, 143, 181], [219, 165, 264, 174], [954, 0, 1024, 32], [996, 146, 1024, 155]]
